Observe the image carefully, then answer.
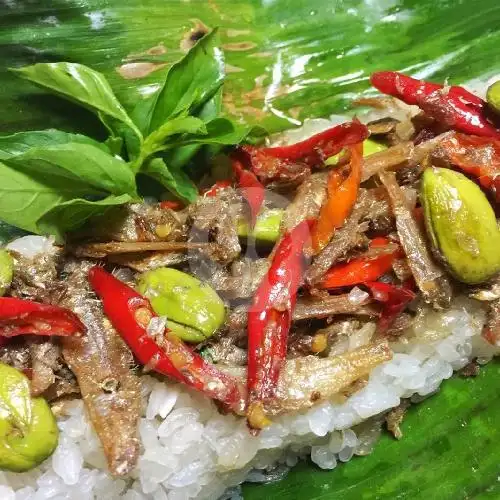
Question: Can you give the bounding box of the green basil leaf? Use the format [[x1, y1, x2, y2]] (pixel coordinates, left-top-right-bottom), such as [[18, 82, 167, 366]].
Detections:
[[104, 135, 124, 156], [12, 62, 142, 146], [141, 116, 206, 158], [0, 129, 109, 160], [0, 161, 92, 234], [166, 89, 223, 169], [174, 117, 255, 147], [4, 143, 137, 197], [37, 193, 133, 241], [164, 145, 200, 171], [204, 117, 253, 144], [121, 124, 142, 161], [142, 158, 198, 203], [198, 88, 223, 121], [132, 30, 224, 135]]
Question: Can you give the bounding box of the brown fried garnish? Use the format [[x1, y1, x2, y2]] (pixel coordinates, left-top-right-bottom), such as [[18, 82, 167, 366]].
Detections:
[[385, 400, 411, 440]]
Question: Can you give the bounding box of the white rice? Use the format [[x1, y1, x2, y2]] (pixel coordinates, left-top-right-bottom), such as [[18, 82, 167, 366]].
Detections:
[[2, 108, 499, 499]]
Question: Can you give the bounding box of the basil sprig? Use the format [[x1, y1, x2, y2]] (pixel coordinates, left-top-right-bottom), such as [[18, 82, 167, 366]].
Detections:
[[2, 30, 260, 240]]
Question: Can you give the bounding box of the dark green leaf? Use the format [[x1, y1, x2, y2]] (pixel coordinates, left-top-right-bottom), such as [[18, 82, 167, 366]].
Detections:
[[104, 135, 124, 156], [4, 143, 137, 197], [198, 88, 223, 122], [0, 161, 91, 234], [174, 117, 255, 147], [204, 117, 253, 144], [142, 116, 206, 156], [12, 62, 142, 146], [142, 157, 198, 203], [132, 30, 224, 135], [166, 89, 224, 169], [37, 193, 133, 242], [165, 145, 201, 171], [0, 129, 109, 160], [122, 124, 143, 161]]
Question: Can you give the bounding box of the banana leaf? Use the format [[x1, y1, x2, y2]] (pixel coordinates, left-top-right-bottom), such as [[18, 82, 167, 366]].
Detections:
[[244, 360, 500, 499], [1, 0, 500, 497]]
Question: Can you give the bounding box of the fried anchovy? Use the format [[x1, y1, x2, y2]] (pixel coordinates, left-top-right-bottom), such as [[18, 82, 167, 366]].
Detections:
[[59, 261, 141, 476], [72, 241, 213, 258]]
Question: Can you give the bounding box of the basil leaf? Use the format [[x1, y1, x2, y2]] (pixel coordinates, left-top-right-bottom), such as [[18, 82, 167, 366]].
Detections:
[[165, 145, 201, 171], [104, 136, 124, 156], [174, 117, 255, 147], [12, 62, 142, 146], [142, 158, 198, 203], [140, 116, 206, 160], [204, 117, 254, 144], [0, 129, 109, 160], [166, 89, 223, 169], [0, 161, 92, 234], [4, 143, 137, 197], [122, 125, 142, 160], [132, 30, 224, 135], [37, 193, 133, 241], [198, 88, 223, 121]]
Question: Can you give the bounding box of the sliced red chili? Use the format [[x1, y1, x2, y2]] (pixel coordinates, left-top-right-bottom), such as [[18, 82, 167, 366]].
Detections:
[[88, 267, 246, 414], [231, 156, 265, 226], [246, 219, 313, 428], [365, 280, 416, 333], [159, 200, 183, 210], [0, 298, 85, 338], [320, 237, 401, 289], [202, 180, 232, 198]]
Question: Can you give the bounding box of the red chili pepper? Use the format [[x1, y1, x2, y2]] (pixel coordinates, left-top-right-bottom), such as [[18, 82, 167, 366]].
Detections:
[[88, 266, 246, 414], [311, 142, 363, 253], [371, 71, 500, 138], [438, 132, 500, 202], [320, 237, 400, 289], [231, 156, 265, 227], [365, 280, 416, 332], [159, 200, 182, 210], [0, 298, 84, 338], [240, 121, 369, 183], [202, 180, 232, 198], [246, 219, 313, 428]]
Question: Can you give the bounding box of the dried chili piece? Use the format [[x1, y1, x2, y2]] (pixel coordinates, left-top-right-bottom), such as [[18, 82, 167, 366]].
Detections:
[[371, 71, 500, 138], [239, 121, 369, 183]]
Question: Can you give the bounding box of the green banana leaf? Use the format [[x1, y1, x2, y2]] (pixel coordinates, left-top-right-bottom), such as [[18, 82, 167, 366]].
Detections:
[[1, 0, 500, 497], [244, 360, 500, 499]]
